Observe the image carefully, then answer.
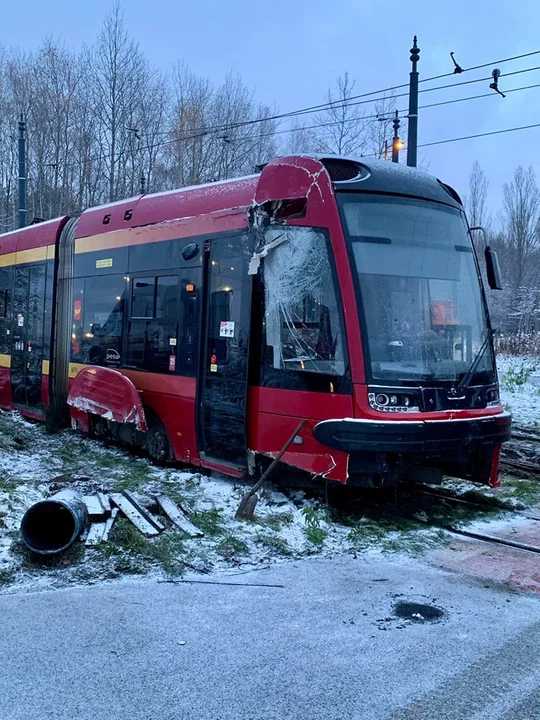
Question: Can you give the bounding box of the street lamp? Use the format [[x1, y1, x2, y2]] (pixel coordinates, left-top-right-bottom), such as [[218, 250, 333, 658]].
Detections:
[[380, 111, 403, 163]]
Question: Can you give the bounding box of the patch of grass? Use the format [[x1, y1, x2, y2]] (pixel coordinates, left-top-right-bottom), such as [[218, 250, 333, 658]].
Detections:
[[260, 512, 294, 531], [107, 517, 150, 555], [216, 534, 250, 560], [0, 567, 15, 585], [498, 476, 540, 506], [149, 533, 186, 576], [190, 508, 226, 536], [381, 528, 449, 556], [255, 532, 292, 556], [104, 518, 187, 575], [0, 476, 14, 492], [10, 538, 85, 570], [301, 506, 327, 547], [501, 361, 538, 392], [111, 458, 153, 492]]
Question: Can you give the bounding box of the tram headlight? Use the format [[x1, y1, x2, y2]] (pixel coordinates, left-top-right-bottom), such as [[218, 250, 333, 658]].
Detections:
[[368, 390, 419, 413]]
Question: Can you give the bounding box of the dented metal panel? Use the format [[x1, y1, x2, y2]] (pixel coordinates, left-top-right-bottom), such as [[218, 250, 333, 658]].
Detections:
[[67, 366, 147, 431]]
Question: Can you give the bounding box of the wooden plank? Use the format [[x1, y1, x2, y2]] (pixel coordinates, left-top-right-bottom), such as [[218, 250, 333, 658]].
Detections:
[[98, 493, 111, 513], [156, 495, 204, 538], [86, 522, 107, 546], [84, 494, 111, 520], [122, 490, 165, 532], [110, 493, 163, 536], [102, 507, 119, 542]]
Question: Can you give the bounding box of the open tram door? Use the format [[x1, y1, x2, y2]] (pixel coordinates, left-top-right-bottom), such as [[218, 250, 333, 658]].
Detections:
[[11, 264, 47, 413], [197, 232, 253, 470]]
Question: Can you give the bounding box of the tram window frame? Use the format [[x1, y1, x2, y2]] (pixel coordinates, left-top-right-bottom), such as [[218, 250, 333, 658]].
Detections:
[[255, 226, 351, 394], [0, 268, 12, 356], [126, 272, 181, 373], [0, 289, 8, 318], [69, 274, 126, 367]]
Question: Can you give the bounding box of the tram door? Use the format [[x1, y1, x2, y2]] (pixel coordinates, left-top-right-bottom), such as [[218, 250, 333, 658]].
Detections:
[[11, 264, 46, 409], [199, 233, 253, 467]]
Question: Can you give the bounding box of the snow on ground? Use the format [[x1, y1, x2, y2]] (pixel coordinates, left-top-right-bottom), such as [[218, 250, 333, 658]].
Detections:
[[1, 355, 539, 595], [0, 410, 449, 594], [497, 354, 540, 427]]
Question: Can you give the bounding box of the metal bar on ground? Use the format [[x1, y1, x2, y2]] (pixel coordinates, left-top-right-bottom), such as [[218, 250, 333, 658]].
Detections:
[[156, 496, 204, 537]]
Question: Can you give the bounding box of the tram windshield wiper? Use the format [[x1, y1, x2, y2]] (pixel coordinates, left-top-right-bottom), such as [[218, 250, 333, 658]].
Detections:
[[451, 330, 493, 396]]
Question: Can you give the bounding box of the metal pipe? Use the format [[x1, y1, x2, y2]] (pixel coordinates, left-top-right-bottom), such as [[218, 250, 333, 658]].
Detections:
[[20, 490, 88, 554]]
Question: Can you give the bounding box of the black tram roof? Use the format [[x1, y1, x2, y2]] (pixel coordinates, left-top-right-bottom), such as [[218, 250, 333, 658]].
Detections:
[[311, 155, 463, 209]]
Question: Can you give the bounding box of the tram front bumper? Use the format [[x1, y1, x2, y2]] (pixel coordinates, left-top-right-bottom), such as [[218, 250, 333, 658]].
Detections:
[[312, 412, 512, 456]]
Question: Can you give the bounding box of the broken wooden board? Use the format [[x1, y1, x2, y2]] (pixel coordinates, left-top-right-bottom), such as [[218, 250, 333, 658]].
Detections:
[[85, 508, 119, 546], [156, 495, 204, 538], [86, 522, 107, 546], [102, 507, 118, 542], [84, 494, 111, 520], [110, 492, 164, 536]]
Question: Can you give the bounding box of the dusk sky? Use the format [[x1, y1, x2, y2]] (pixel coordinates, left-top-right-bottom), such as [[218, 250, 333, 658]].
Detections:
[[3, 0, 539, 218]]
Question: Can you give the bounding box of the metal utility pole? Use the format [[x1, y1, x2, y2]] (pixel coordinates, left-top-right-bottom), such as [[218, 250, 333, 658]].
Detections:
[[392, 111, 401, 163], [18, 115, 27, 229], [407, 36, 420, 168]]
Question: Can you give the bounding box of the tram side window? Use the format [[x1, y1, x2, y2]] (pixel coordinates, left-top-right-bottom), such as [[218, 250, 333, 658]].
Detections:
[[70, 275, 126, 366], [0, 268, 12, 355], [127, 275, 179, 373], [261, 227, 346, 378]]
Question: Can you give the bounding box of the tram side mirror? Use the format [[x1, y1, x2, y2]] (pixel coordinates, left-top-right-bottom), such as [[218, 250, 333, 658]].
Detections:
[[470, 226, 503, 291], [485, 247, 502, 291]]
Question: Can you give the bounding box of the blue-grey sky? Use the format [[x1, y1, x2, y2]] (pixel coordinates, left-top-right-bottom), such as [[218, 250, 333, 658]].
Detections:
[[3, 0, 540, 217]]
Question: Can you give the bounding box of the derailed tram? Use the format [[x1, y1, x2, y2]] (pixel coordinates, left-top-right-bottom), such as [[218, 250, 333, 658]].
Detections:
[[0, 155, 511, 487]]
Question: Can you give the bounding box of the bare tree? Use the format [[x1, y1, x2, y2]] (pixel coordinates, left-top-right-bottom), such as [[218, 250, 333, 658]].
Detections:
[[466, 160, 489, 227], [315, 73, 367, 156], [87, 4, 147, 201], [502, 165, 540, 290]]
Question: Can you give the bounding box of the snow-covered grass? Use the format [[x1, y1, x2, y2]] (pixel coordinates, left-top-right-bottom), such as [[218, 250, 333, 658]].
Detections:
[[1, 352, 540, 596], [0, 412, 453, 594], [497, 354, 540, 427]]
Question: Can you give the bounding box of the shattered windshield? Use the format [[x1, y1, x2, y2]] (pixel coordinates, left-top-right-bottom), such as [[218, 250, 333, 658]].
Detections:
[[262, 226, 346, 376], [339, 195, 495, 384]]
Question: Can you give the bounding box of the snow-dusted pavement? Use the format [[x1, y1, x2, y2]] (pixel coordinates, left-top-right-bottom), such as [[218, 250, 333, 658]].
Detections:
[[1, 554, 540, 720]]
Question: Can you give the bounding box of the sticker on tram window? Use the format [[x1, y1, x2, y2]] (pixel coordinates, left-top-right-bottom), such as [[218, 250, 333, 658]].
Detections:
[[17, 315, 24, 327], [96, 258, 113, 269], [73, 300, 82, 320], [169, 338, 177, 346], [169, 355, 176, 372], [219, 321, 235, 338]]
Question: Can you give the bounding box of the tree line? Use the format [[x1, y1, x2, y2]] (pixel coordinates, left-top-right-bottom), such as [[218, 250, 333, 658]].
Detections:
[[0, 4, 396, 233], [466, 161, 540, 352]]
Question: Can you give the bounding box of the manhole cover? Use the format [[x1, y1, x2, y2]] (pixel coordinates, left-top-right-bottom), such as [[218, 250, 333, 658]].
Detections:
[[393, 601, 445, 623]]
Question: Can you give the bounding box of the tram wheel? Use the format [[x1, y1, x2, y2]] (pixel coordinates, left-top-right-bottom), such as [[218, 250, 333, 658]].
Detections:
[[145, 418, 173, 463]]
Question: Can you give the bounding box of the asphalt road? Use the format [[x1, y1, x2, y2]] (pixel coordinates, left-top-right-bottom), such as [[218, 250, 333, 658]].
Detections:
[[1, 554, 540, 720]]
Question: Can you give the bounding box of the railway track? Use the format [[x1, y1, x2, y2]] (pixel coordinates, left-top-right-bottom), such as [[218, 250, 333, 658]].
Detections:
[[399, 484, 540, 556]]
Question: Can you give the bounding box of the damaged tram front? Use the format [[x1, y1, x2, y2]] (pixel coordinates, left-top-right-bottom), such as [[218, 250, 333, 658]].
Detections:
[[247, 156, 511, 488], [0, 154, 512, 488]]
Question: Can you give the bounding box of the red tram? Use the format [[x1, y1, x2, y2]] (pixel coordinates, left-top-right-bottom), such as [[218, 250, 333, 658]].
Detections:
[[0, 155, 511, 487]]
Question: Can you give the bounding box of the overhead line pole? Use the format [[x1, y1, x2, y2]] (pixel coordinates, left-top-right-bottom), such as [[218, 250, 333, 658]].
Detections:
[[407, 36, 420, 167]]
